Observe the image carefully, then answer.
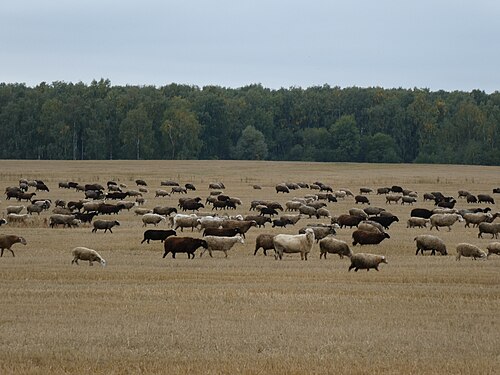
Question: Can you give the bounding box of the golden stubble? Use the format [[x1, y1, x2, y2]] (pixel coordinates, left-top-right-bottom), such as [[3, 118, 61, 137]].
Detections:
[[0, 160, 499, 374]]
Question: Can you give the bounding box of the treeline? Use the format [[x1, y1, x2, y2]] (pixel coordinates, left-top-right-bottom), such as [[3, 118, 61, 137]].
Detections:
[[0, 79, 499, 164]]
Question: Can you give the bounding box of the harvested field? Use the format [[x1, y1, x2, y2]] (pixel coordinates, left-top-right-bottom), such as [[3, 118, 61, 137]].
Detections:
[[0, 160, 499, 374]]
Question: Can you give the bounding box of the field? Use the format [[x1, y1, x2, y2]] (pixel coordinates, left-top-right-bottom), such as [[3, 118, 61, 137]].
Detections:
[[0, 160, 499, 375]]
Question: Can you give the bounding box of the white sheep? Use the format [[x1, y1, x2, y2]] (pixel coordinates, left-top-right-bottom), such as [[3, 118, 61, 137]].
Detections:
[[134, 207, 152, 215], [155, 189, 171, 197], [463, 212, 493, 228], [334, 191, 346, 199], [6, 205, 25, 214], [117, 201, 136, 211], [358, 221, 384, 233], [71, 246, 106, 266], [172, 214, 199, 232], [319, 237, 352, 259], [273, 228, 315, 260], [6, 213, 30, 225], [198, 216, 224, 231], [316, 207, 331, 219], [486, 242, 500, 258], [429, 214, 463, 231], [349, 208, 368, 219], [141, 213, 166, 227], [200, 235, 245, 258], [407, 217, 429, 229], [285, 201, 302, 211], [348, 253, 387, 272], [456, 243, 487, 261]]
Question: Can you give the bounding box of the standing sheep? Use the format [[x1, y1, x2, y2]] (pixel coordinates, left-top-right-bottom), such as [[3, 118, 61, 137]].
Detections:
[[352, 230, 390, 246], [319, 237, 352, 259], [348, 253, 387, 272], [254, 234, 275, 256], [407, 217, 429, 229], [477, 222, 500, 239], [200, 235, 245, 258], [0, 235, 27, 257], [92, 220, 120, 233], [273, 228, 315, 260], [141, 213, 166, 227], [414, 235, 447, 255], [71, 247, 106, 266], [456, 243, 487, 260], [429, 214, 463, 231]]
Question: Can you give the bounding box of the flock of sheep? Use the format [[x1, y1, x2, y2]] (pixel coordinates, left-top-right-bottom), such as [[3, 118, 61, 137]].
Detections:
[[1, 177, 499, 272]]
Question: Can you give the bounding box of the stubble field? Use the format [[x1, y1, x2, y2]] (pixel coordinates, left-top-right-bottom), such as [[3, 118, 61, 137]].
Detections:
[[0, 160, 499, 375]]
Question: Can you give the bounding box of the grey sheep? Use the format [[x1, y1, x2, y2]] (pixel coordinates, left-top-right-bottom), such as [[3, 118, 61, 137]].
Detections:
[[319, 237, 352, 259], [456, 243, 487, 261], [414, 234, 447, 255], [92, 220, 120, 233], [254, 234, 275, 256], [348, 253, 387, 272], [477, 222, 500, 239], [486, 242, 500, 258], [71, 246, 106, 266], [49, 214, 80, 228], [407, 217, 429, 229], [299, 225, 336, 242], [6, 205, 25, 214], [429, 214, 463, 231]]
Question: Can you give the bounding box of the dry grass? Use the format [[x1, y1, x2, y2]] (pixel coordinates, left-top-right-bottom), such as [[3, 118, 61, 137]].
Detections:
[[0, 160, 499, 374]]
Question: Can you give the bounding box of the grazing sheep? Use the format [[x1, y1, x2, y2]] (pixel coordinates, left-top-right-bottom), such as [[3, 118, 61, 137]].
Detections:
[[275, 183, 290, 193], [92, 220, 120, 233], [364, 207, 386, 216], [162, 237, 208, 259], [203, 227, 240, 237], [334, 191, 347, 199], [377, 187, 390, 195], [407, 217, 429, 229], [401, 196, 417, 205], [220, 220, 256, 239], [243, 215, 271, 228], [6, 205, 25, 214], [352, 230, 390, 246], [316, 207, 331, 219], [458, 190, 470, 199], [171, 186, 187, 194], [117, 201, 136, 211], [142, 213, 166, 227], [26, 204, 44, 215], [272, 219, 291, 228], [285, 200, 302, 211], [477, 194, 495, 204], [368, 215, 399, 229], [172, 214, 200, 232], [273, 228, 315, 260], [298, 204, 318, 219], [349, 208, 369, 219], [141, 229, 176, 244], [423, 193, 435, 201], [411, 208, 433, 219], [429, 213, 463, 231], [414, 235, 447, 255], [355, 195, 370, 205], [358, 222, 384, 233], [198, 216, 224, 231], [348, 253, 387, 272], [134, 207, 152, 215], [52, 207, 73, 215], [319, 237, 352, 259], [466, 194, 478, 203], [307, 201, 326, 210], [337, 214, 364, 229], [0, 235, 27, 257], [254, 234, 275, 256], [185, 183, 196, 191], [135, 197, 145, 205], [486, 242, 500, 258], [200, 235, 245, 258], [253, 184, 262, 189], [359, 187, 373, 194], [155, 189, 171, 198], [477, 222, 500, 239], [339, 188, 354, 197], [71, 247, 106, 266], [456, 243, 487, 260], [279, 214, 302, 225], [161, 180, 179, 186]]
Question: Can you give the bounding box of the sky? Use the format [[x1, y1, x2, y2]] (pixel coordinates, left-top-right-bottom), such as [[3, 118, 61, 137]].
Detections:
[[2, 0, 500, 92]]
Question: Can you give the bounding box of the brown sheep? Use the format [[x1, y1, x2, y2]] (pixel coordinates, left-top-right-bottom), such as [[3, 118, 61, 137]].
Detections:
[[0, 235, 27, 257]]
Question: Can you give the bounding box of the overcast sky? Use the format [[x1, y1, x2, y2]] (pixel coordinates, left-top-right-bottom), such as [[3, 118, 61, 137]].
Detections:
[[2, 1, 499, 92]]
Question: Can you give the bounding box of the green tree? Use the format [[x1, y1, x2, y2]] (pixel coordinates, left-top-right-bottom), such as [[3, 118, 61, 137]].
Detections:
[[119, 104, 153, 159], [362, 133, 401, 163], [329, 115, 360, 161], [233, 125, 268, 160]]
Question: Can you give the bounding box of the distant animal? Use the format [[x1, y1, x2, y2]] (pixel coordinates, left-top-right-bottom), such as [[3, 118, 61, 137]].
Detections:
[[71, 247, 106, 266], [0, 235, 27, 257]]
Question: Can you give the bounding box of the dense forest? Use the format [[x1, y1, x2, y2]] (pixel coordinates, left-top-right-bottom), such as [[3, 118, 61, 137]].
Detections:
[[0, 79, 499, 165]]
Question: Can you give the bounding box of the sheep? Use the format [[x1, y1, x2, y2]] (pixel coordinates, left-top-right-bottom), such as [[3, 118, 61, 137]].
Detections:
[[253, 184, 262, 189], [411, 208, 433, 219], [456, 243, 487, 261], [358, 222, 384, 233], [377, 187, 390, 195], [6, 205, 25, 214], [142, 213, 166, 227], [117, 201, 135, 211], [458, 190, 470, 199], [352, 230, 390, 246], [92, 220, 120, 233], [272, 219, 291, 228], [173, 214, 200, 232], [49, 214, 80, 228], [200, 235, 245, 258], [203, 227, 241, 237], [155, 189, 171, 198], [414, 235, 447, 255], [299, 225, 336, 242], [285, 201, 302, 211], [171, 186, 187, 194], [71, 247, 106, 266], [319, 237, 352, 259], [466, 194, 478, 203], [349, 208, 369, 219], [6, 213, 30, 225], [385, 195, 402, 204], [161, 180, 179, 186], [376, 211, 394, 217], [429, 213, 463, 231], [407, 217, 429, 229], [337, 214, 364, 229], [306, 201, 326, 210], [220, 220, 256, 239], [477, 194, 495, 204], [134, 208, 152, 216], [209, 182, 225, 190], [348, 253, 387, 272], [243, 215, 271, 228], [368, 215, 399, 229], [363, 207, 385, 216], [355, 195, 370, 205], [338, 188, 354, 197], [316, 207, 331, 219], [52, 207, 73, 215], [463, 212, 493, 228], [279, 214, 302, 225], [254, 234, 275, 256], [477, 222, 500, 239], [135, 197, 145, 205], [273, 228, 315, 260], [163, 237, 208, 259], [401, 196, 417, 205], [0, 235, 27, 257], [359, 187, 373, 194], [486, 242, 500, 258], [198, 216, 224, 231], [432, 208, 457, 215], [298, 204, 318, 219], [141, 229, 177, 244], [83, 201, 103, 213], [275, 184, 290, 193]]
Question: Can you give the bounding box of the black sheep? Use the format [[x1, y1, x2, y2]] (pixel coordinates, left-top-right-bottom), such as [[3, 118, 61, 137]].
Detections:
[[141, 229, 176, 244]]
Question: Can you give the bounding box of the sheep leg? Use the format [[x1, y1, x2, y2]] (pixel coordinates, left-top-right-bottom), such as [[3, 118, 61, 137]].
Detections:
[[171, 252, 176, 259], [162, 251, 168, 258]]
